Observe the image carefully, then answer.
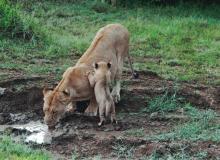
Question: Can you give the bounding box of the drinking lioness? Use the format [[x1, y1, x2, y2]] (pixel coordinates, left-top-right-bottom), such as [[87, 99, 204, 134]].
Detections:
[[43, 24, 137, 128]]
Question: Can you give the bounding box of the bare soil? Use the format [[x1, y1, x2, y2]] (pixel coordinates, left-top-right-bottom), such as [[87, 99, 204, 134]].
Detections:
[[0, 69, 219, 159]]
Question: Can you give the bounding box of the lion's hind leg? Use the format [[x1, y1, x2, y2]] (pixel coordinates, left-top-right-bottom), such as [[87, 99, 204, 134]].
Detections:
[[110, 101, 117, 124], [111, 56, 123, 103]]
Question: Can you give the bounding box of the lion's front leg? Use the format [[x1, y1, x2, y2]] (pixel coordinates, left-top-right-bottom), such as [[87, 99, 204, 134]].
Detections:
[[84, 96, 98, 116]]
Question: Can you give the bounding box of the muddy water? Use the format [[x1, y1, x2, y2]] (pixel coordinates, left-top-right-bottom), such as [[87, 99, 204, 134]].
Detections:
[[0, 121, 52, 144]]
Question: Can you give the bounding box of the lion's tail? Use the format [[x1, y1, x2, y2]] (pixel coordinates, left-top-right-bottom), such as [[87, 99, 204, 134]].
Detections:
[[127, 52, 139, 79]]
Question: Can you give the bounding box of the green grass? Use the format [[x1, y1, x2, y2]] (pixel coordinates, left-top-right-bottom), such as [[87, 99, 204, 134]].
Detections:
[[143, 93, 220, 142], [0, 0, 219, 84], [143, 91, 182, 114], [146, 149, 208, 160], [0, 0, 46, 41], [148, 104, 220, 142], [0, 136, 50, 160]]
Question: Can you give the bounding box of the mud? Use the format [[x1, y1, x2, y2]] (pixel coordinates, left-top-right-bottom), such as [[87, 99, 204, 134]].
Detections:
[[0, 71, 220, 159]]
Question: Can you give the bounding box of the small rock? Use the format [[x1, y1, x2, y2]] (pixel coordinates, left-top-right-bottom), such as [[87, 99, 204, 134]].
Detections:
[[52, 130, 65, 139], [0, 113, 11, 124], [27, 112, 35, 119], [0, 87, 6, 96], [135, 144, 147, 156], [150, 112, 159, 119], [31, 58, 52, 64], [82, 133, 95, 140], [10, 113, 26, 122], [177, 108, 184, 114], [114, 125, 121, 131]]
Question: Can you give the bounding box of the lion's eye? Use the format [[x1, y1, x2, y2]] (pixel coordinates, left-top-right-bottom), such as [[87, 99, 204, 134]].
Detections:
[[43, 108, 48, 112], [52, 110, 57, 114]]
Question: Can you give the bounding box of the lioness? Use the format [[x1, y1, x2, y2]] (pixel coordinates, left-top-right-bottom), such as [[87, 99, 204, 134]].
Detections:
[[88, 61, 116, 126], [43, 24, 136, 128]]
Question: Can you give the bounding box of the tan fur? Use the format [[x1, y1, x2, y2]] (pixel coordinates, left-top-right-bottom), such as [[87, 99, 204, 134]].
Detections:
[[43, 24, 133, 127], [88, 62, 116, 126]]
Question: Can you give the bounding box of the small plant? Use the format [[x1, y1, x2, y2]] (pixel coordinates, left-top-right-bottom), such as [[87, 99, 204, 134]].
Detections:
[[91, 1, 111, 13], [148, 150, 161, 160], [72, 150, 80, 160], [112, 140, 134, 159], [124, 128, 145, 137]]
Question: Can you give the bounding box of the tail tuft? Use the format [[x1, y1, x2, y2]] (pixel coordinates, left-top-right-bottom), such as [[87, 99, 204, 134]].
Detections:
[[132, 72, 139, 79]]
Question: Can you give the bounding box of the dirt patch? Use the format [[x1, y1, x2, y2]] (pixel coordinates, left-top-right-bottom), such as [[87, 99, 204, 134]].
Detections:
[[0, 70, 220, 159], [1, 70, 219, 114], [123, 70, 219, 110]]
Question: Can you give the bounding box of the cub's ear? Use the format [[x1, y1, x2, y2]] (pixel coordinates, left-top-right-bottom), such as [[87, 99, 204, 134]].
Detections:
[[62, 89, 70, 96], [43, 87, 53, 96], [93, 62, 99, 69], [85, 71, 90, 77], [107, 62, 111, 69]]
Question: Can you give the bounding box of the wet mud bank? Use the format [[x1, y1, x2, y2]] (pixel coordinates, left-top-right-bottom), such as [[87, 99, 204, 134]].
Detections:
[[1, 71, 219, 114], [0, 71, 220, 159]]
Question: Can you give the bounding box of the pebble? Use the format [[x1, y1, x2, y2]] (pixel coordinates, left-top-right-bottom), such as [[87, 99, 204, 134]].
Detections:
[[0, 87, 6, 96]]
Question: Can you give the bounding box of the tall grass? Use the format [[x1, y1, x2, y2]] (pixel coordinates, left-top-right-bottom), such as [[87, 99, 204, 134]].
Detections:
[[0, 0, 46, 42], [0, 0, 219, 84]]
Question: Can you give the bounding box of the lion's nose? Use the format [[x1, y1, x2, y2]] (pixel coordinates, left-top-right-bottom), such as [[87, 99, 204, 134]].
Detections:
[[44, 117, 54, 126]]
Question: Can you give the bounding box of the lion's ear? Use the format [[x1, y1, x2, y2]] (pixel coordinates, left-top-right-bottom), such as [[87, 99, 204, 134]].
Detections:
[[43, 87, 53, 96], [93, 62, 99, 69], [107, 62, 111, 69]]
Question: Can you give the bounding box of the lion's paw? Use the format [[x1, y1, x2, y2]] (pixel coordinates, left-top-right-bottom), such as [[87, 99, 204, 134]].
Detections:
[[111, 119, 117, 124], [98, 119, 105, 126]]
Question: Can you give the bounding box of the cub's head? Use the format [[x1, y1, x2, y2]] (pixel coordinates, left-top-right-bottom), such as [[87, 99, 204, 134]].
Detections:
[[93, 61, 111, 82], [43, 87, 71, 129]]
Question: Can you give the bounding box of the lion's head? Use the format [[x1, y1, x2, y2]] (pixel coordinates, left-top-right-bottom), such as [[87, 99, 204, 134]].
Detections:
[[43, 67, 93, 129], [43, 88, 71, 129]]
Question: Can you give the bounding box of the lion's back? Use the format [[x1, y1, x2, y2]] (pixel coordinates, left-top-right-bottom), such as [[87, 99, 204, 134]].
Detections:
[[76, 24, 129, 66]]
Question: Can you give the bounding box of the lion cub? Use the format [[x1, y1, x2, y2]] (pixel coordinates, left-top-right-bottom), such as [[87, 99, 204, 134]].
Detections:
[[89, 61, 117, 126]]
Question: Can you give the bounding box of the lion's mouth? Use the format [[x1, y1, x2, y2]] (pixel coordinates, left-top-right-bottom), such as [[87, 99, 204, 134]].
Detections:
[[48, 125, 56, 130], [44, 119, 57, 130]]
